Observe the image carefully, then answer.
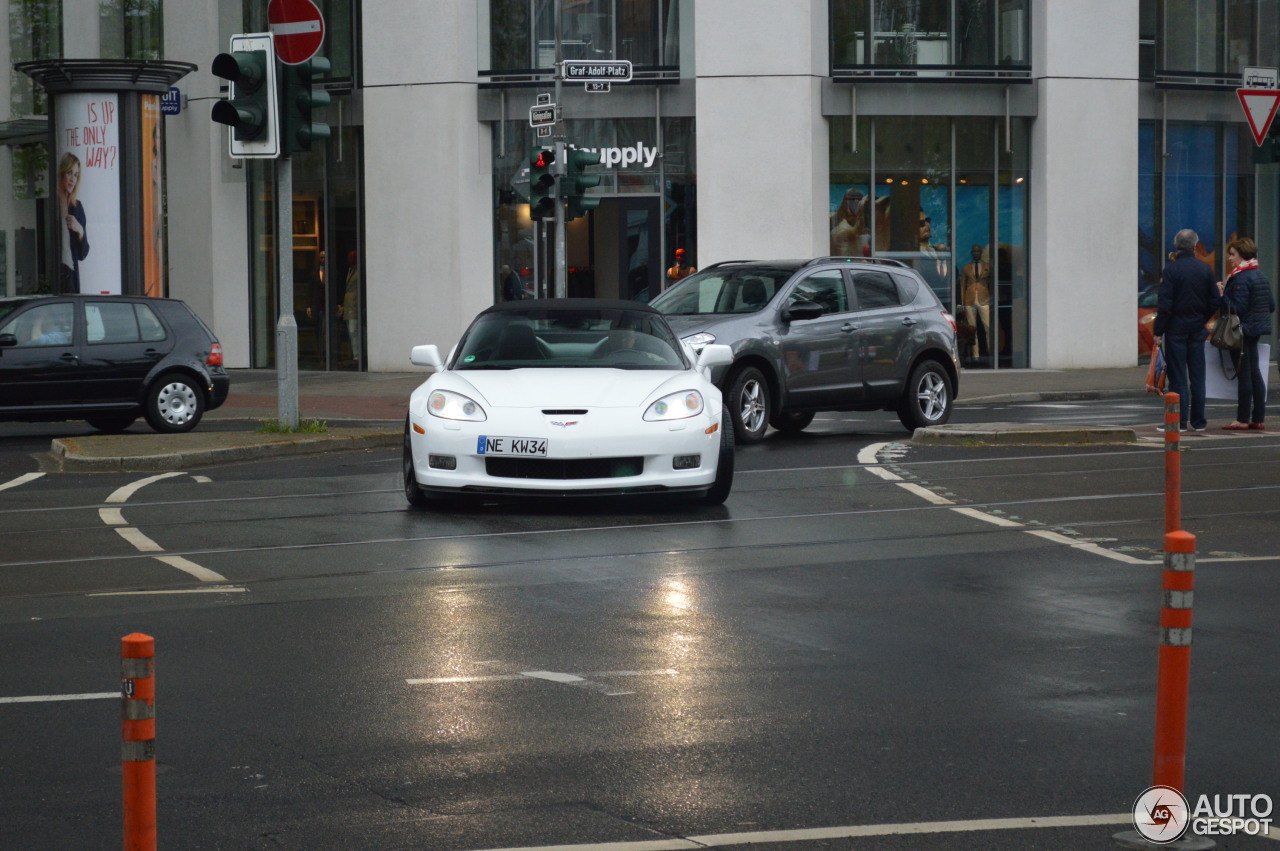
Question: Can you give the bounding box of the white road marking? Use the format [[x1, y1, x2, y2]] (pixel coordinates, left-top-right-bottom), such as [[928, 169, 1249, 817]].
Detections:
[[407, 669, 677, 697], [470, 813, 1135, 851], [89, 586, 247, 596], [153, 555, 228, 583], [0, 692, 116, 704], [105, 471, 185, 503], [99, 472, 227, 581], [113, 527, 164, 552], [190, 475, 212, 483], [897, 482, 954, 505], [950, 506, 1024, 527], [1023, 529, 1151, 564], [98, 507, 127, 526], [0, 472, 45, 492]]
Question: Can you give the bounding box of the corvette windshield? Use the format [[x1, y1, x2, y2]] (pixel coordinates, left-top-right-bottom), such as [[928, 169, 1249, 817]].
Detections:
[[650, 268, 795, 315], [452, 307, 688, 370]]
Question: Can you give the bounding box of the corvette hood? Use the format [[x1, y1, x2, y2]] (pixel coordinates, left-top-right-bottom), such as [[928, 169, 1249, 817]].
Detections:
[[446, 369, 691, 409]]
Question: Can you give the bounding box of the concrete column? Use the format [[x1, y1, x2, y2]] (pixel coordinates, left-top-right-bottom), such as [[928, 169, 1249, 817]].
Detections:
[[694, 0, 829, 261], [361, 2, 493, 370], [1029, 0, 1140, 368], [162, 0, 251, 365]]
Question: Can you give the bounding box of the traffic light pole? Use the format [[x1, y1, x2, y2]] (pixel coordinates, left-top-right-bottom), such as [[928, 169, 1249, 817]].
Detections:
[[276, 159, 299, 428], [552, 0, 567, 298]]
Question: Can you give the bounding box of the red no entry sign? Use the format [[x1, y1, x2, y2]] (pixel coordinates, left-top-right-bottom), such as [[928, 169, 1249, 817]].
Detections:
[[268, 0, 325, 65]]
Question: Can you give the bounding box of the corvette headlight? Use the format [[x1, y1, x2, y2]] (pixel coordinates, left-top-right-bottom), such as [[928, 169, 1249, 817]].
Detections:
[[681, 332, 716, 353], [427, 390, 487, 422], [645, 390, 705, 421]]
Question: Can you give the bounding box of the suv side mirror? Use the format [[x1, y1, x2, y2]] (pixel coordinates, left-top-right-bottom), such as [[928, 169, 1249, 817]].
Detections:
[[0, 333, 16, 348], [782, 299, 824, 322]]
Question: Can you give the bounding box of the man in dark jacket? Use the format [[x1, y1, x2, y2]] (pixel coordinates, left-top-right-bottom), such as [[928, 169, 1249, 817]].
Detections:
[[1153, 228, 1219, 431]]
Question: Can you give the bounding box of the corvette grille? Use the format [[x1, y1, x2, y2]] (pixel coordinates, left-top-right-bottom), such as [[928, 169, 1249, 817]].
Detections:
[[485, 456, 643, 479]]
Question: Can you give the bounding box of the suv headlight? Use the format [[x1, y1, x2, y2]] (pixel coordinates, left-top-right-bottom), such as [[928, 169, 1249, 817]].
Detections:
[[682, 332, 716, 353], [428, 390, 487, 422], [645, 390, 705, 421]]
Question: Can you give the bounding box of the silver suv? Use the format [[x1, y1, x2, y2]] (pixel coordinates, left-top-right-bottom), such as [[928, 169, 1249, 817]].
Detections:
[[651, 257, 960, 443]]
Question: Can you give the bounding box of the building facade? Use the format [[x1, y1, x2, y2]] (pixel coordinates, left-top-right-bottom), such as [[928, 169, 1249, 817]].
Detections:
[[1, 0, 1277, 373]]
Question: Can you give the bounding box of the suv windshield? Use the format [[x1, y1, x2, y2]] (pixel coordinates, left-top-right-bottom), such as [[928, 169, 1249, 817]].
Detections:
[[651, 268, 795, 316], [452, 306, 687, 370]]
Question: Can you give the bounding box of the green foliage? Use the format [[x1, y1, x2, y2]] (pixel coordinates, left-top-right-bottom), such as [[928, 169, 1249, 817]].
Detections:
[[256, 418, 329, 434], [11, 142, 48, 201]]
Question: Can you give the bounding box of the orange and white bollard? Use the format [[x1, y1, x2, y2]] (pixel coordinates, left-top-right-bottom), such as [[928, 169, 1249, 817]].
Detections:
[[1164, 392, 1181, 533], [121, 633, 156, 851], [1152, 530, 1196, 792]]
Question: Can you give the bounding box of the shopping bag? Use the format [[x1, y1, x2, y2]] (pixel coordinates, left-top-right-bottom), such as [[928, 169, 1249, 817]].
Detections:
[[1145, 345, 1166, 394], [1205, 343, 1271, 400]]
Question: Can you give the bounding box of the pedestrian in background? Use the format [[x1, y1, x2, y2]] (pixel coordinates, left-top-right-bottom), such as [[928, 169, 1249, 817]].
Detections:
[[1153, 228, 1219, 432], [1218, 236, 1275, 431]]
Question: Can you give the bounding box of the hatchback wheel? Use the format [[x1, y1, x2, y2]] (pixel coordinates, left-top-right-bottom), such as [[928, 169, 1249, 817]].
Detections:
[[145, 374, 204, 433], [897, 360, 953, 431], [727, 366, 771, 444]]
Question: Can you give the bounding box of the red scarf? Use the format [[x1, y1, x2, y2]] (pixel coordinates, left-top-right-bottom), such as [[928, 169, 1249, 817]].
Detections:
[[1228, 257, 1259, 278]]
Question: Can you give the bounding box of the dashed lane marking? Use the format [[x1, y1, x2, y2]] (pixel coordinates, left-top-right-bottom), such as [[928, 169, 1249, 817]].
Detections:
[[99, 473, 228, 582], [0, 692, 116, 705]]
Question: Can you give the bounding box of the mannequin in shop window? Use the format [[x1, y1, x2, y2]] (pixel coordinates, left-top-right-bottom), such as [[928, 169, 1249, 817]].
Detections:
[[958, 244, 991, 362]]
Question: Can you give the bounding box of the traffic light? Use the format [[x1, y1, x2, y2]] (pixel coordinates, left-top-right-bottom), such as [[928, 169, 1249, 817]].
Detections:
[[211, 34, 279, 158], [563, 148, 601, 221], [528, 147, 557, 220], [279, 56, 332, 155]]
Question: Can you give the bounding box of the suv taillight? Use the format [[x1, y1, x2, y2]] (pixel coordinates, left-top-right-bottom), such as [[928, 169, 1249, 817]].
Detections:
[[207, 342, 223, 366]]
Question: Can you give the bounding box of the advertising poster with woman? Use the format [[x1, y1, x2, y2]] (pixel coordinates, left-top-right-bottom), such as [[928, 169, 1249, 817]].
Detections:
[[54, 92, 121, 294], [141, 94, 164, 297]]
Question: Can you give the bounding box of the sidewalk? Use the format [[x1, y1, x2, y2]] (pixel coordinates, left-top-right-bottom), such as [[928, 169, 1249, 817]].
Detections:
[[47, 363, 1276, 471]]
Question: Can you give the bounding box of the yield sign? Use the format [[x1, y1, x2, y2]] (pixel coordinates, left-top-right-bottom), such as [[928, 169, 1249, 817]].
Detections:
[[1236, 88, 1280, 146], [268, 0, 325, 65]]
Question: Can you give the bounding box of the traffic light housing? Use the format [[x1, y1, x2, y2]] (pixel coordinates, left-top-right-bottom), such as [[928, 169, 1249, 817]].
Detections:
[[280, 56, 332, 155], [563, 148, 602, 221], [211, 34, 279, 158], [528, 147, 557, 220]]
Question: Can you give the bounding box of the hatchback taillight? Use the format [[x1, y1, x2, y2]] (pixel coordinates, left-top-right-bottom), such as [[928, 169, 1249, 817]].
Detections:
[[207, 342, 223, 366], [941, 311, 957, 333]]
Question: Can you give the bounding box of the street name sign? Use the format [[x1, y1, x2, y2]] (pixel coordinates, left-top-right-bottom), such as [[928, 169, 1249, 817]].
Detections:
[[529, 104, 556, 127], [562, 60, 632, 83], [268, 0, 325, 65], [1236, 88, 1280, 145]]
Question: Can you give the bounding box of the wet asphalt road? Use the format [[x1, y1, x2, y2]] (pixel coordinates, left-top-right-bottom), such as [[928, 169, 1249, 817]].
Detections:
[[1, 400, 1277, 850]]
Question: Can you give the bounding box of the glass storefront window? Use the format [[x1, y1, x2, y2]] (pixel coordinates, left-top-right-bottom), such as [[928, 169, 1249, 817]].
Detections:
[[9, 0, 62, 117], [830, 114, 1028, 369], [485, 0, 680, 73], [830, 0, 1029, 72], [98, 0, 162, 60]]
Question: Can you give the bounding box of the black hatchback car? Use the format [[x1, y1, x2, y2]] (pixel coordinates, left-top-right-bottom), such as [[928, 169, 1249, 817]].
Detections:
[[651, 257, 960, 443], [0, 295, 229, 433]]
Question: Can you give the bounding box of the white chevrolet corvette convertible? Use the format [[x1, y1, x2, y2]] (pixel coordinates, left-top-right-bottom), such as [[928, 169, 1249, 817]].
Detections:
[[404, 299, 736, 507]]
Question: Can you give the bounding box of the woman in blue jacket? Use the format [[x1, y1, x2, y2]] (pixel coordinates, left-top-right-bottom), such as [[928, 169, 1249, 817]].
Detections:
[[1219, 237, 1276, 431]]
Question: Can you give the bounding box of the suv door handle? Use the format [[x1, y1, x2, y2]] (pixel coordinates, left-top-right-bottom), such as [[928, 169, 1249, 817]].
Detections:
[[841, 323, 859, 332], [901, 317, 918, 326], [144, 348, 161, 358], [60, 352, 79, 363]]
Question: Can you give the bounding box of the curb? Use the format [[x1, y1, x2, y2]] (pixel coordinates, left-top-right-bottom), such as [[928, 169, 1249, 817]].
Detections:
[[957, 389, 1150, 405], [50, 430, 400, 473]]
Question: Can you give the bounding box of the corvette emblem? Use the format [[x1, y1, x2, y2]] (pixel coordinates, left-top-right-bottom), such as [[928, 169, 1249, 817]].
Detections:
[[549, 421, 579, 427]]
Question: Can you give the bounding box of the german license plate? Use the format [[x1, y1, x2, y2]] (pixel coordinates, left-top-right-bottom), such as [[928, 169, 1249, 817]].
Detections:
[[477, 435, 548, 456]]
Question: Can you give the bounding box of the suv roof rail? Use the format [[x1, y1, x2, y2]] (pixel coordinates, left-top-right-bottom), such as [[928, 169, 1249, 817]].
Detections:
[[803, 256, 910, 270], [699, 260, 756, 272]]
